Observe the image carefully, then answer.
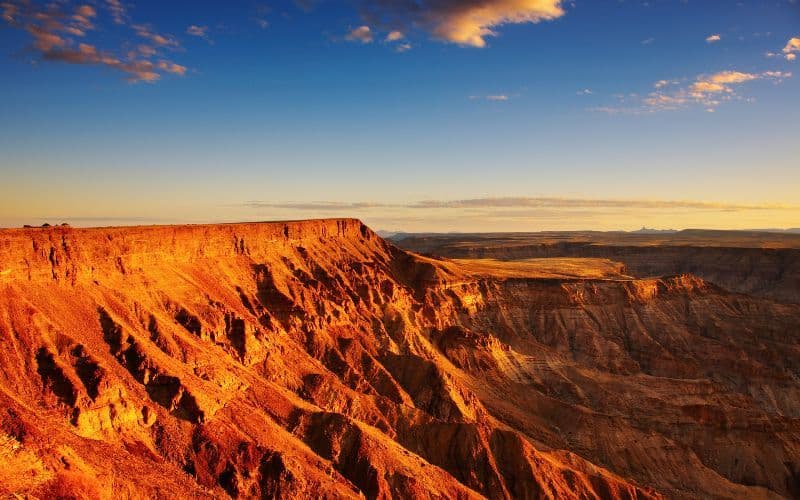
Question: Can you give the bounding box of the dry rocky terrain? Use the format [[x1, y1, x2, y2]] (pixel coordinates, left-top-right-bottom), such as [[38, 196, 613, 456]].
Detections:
[[394, 230, 800, 304], [0, 220, 798, 498]]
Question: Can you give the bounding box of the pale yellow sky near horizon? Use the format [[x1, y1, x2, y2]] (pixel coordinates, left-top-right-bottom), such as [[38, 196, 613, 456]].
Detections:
[[2, 193, 798, 232]]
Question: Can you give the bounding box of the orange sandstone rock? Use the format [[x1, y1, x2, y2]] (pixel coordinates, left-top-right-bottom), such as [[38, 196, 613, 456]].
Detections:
[[0, 220, 796, 498]]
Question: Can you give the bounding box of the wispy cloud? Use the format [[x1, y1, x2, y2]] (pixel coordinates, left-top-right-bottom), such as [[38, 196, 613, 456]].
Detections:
[[592, 69, 791, 113], [133, 24, 179, 48], [358, 0, 565, 48], [237, 196, 800, 231], [254, 4, 270, 30], [105, 0, 127, 25], [243, 197, 798, 212], [137, 44, 157, 57], [405, 197, 797, 211], [294, 0, 317, 13], [156, 60, 187, 76], [470, 94, 511, 101], [345, 25, 374, 43], [244, 201, 389, 211], [706, 34, 721, 43], [187, 25, 212, 44], [653, 79, 678, 89], [1, 0, 187, 83]]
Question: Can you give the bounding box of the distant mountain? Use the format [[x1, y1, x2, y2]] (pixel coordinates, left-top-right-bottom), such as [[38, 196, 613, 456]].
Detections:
[[378, 231, 435, 241], [631, 227, 678, 234], [742, 228, 800, 234]]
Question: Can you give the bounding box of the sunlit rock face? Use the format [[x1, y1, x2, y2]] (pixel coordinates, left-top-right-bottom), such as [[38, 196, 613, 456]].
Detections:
[[0, 220, 798, 498]]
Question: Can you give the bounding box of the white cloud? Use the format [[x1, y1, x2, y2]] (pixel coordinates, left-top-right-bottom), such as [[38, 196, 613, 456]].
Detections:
[[470, 94, 510, 101], [654, 79, 678, 89], [706, 34, 721, 43]]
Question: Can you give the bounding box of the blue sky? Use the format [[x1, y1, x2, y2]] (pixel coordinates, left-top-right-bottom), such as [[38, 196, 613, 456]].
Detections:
[[1, 0, 798, 231]]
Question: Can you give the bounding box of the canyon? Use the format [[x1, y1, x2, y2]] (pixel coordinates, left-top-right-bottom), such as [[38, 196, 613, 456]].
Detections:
[[0, 219, 798, 499], [393, 230, 800, 304]]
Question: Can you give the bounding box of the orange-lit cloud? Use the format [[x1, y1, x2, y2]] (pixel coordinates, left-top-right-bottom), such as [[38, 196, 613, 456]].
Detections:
[[138, 44, 157, 57], [1, 0, 187, 83], [689, 71, 758, 96], [156, 60, 187, 76], [361, 0, 565, 48], [595, 70, 791, 114], [385, 30, 404, 41], [1, 2, 19, 23], [43, 43, 162, 82], [346, 25, 374, 43], [705, 34, 720, 43], [706, 71, 759, 84], [784, 37, 800, 61], [133, 24, 179, 47], [426, 0, 564, 47]]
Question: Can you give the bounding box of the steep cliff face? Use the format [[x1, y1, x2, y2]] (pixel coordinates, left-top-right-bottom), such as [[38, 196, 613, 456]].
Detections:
[[437, 276, 800, 498], [394, 235, 800, 304], [0, 220, 798, 499]]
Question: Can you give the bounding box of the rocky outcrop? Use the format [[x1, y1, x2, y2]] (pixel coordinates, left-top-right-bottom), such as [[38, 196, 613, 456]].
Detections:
[[0, 220, 797, 498], [394, 233, 800, 303]]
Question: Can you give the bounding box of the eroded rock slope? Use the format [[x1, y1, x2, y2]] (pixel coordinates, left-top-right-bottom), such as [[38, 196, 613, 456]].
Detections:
[[0, 220, 798, 499]]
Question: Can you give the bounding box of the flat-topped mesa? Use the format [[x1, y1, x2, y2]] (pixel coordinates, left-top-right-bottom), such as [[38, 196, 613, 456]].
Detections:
[[0, 219, 381, 283]]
